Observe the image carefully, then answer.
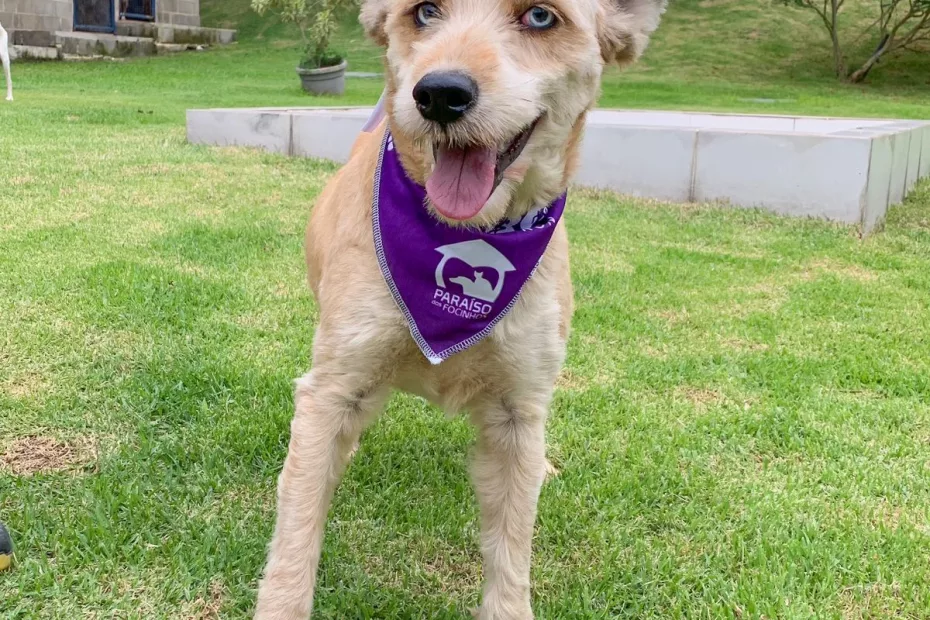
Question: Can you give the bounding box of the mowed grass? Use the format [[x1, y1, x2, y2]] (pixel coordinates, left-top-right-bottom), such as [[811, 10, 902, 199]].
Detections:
[[2, 2, 930, 618]]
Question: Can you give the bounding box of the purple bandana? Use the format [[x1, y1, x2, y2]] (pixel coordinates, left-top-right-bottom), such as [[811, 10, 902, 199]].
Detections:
[[372, 131, 567, 364]]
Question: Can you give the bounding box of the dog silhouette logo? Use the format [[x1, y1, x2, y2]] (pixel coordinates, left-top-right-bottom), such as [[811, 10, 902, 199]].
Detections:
[[435, 240, 516, 303]]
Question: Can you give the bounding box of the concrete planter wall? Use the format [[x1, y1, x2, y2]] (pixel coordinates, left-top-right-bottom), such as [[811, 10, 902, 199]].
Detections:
[[187, 107, 930, 234]]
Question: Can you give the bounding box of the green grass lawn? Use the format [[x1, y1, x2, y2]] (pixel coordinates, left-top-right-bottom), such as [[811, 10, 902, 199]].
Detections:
[[2, 1, 930, 617]]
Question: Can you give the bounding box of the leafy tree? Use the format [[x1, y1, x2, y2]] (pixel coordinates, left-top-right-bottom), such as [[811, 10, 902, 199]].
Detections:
[[849, 0, 930, 82], [785, 0, 930, 82], [787, 0, 847, 77], [251, 0, 354, 68]]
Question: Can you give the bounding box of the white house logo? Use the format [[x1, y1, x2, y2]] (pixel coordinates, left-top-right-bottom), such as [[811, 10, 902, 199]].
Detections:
[[432, 239, 515, 319]]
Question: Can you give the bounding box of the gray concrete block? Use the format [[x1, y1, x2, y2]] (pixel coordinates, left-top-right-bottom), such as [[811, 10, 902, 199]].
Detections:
[[187, 109, 292, 154], [214, 28, 235, 43], [13, 13, 44, 30], [693, 131, 871, 223], [292, 110, 369, 162], [12, 28, 54, 46], [920, 126, 930, 179], [887, 131, 911, 205], [186, 107, 930, 231], [576, 125, 697, 203], [905, 127, 922, 193], [794, 118, 888, 133], [155, 24, 177, 42], [116, 20, 156, 38], [155, 23, 233, 44], [56, 31, 157, 58], [178, 0, 197, 17], [697, 114, 794, 132], [168, 12, 198, 26], [54, 0, 70, 19], [10, 42, 61, 60], [862, 133, 894, 235]]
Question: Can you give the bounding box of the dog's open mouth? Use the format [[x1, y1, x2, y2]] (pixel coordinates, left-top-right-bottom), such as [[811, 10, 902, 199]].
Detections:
[[426, 116, 542, 221]]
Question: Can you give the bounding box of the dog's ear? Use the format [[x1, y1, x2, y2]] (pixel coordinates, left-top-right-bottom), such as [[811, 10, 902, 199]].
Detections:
[[360, 0, 390, 46], [598, 0, 667, 66]]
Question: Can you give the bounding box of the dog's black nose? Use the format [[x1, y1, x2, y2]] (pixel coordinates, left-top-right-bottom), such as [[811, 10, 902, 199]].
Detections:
[[413, 72, 478, 125]]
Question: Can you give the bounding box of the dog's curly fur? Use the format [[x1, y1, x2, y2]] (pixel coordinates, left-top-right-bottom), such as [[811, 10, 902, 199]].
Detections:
[[254, 1, 665, 617]]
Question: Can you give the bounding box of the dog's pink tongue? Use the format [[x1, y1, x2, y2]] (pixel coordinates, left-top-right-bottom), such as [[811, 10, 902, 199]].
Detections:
[[426, 145, 497, 220]]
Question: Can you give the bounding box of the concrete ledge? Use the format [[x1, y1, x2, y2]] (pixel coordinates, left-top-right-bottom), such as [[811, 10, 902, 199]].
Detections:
[[187, 109, 293, 155], [187, 107, 930, 233], [575, 126, 697, 203], [116, 21, 237, 45], [11, 29, 56, 47], [693, 131, 873, 224], [56, 31, 156, 58], [159, 24, 236, 44], [10, 44, 62, 61], [920, 125, 930, 179]]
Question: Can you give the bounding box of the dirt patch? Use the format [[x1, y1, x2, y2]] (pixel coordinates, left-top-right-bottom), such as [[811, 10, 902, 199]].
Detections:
[[1, 372, 47, 399], [652, 306, 690, 325], [182, 581, 225, 620], [9, 175, 36, 186], [719, 336, 770, 352], [839, 581, 908, 619], [676, 387, 726, 410], [804, 259, 878, 283], [0, 436, 96, 476], [420, 549, 482, 598], [556, 368, 589, 391]]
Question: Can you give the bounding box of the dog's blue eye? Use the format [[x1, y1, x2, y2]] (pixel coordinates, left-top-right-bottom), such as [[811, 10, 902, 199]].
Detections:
[[414, 2, 441, 27], [520, 6, 556, 30]]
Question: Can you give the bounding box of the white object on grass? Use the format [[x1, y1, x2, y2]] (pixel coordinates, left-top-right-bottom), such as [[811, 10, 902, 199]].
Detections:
[[0, 22, 12, 101]]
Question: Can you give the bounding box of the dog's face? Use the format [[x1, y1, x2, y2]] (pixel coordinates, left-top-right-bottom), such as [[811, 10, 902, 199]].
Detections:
[[362, 0, 665, 226]]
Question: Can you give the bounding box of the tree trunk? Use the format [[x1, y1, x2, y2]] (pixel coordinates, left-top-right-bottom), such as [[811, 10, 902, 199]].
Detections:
[[829, 1, 846, 77], [848, 34, 891, 83], [830, 28, 845, 77]]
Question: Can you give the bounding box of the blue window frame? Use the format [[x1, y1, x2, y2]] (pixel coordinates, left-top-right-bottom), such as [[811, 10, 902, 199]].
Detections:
[[73, 0, 117, 33]]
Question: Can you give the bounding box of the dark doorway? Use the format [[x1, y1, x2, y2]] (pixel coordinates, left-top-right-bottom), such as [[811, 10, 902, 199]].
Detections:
[[73, 0, 116, 33], [121, 0, 155, 21]]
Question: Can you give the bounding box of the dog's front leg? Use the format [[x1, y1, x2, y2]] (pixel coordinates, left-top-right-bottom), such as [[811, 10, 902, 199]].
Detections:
[[471, 397, 548, 620], [255, 365, 388, 620]]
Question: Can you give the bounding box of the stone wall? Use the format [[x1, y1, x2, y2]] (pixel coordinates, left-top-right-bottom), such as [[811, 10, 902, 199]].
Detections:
[[0, 0, 201, 33], [0, 0, 73, 33], [156, 0, 199, 27]]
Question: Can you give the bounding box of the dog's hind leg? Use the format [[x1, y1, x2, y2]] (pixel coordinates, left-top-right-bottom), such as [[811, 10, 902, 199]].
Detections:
[[0, 25, 11, 102], [255, 362, 390, 620], [470, 397, 548, 620]]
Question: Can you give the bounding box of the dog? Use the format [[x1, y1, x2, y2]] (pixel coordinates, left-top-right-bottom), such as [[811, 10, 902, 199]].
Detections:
[[254, 0, 665, 618], [0, 22, 12, 102]]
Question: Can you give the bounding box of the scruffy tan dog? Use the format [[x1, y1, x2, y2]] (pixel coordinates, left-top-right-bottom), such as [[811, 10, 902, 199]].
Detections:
[[255, 1, 665, 618]]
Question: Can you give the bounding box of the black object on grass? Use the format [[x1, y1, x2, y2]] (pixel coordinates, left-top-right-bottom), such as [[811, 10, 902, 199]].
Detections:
[[0, 522, 12, 570]]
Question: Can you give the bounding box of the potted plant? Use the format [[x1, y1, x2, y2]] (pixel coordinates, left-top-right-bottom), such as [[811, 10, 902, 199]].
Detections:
[[251, 0, 350, 96]]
